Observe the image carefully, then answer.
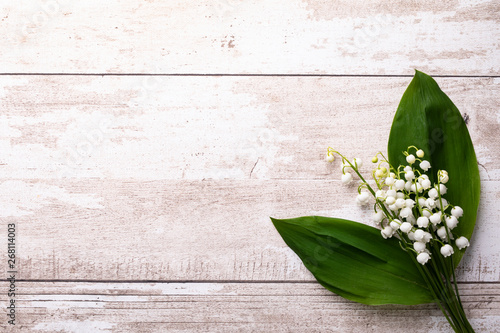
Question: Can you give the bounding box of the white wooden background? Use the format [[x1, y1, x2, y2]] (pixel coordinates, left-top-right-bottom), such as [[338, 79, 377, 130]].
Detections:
[[1, 1, 499, 332]]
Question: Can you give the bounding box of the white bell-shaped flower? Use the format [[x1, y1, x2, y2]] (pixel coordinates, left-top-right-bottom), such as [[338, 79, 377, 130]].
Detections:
[[451, 206, 464, 218], [422, 209, 432, 218], [417, 216, 429, 228], [399, 207, 413, 218], [428, 188, 438, 199], [417, 252, 430, 265], [385, 196, 396, 205], [425, 198, 436, 209], [381, 226, 394, 239], [437, 226, 448, 240], [445, 215, 459, 230], [455, 236, 470, 250], [440, 244, 454, 257], [414, 229, 425, 242], [400, 222, 412, 233], [395, 198, 406, 209], [405, 199, 415, 208], [422, 231, 433, 243], [420, 160, 431, 171], [413, 241, 426, 253], [429, 212, 442, 225], [416, 149, 425, 158], [406, 154, 416, 164], [341, 173, 353, 184], [421, 178, 431, 190], [356, 192, 370, 205], [385, 176, 395, 186], [390, 219, 401, 230], [372, 211, 385, 224], [394, 179, 405, 190], [352, 158, 362, 168], [405, 170, 415, 181]]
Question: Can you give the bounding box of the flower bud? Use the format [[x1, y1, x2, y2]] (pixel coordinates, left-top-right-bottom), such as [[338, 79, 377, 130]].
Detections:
[[439, 170, 449, 184], [417, 252, 430, 265], [353, 158, 362, 168], [455, 236, 470, 250], [419, 160, 431, 171], [440, 244, 454, 257], [371, 156, 378, 163], [341, 173, 353, 184], [417, 216, 429, 228], [416, 149, 425, 158], [400, 222, 412, 233], [451, 206, 464, 218], [406, 154, 416, 164], [413, 241, 426, 253], [326, 153, 335, 162]]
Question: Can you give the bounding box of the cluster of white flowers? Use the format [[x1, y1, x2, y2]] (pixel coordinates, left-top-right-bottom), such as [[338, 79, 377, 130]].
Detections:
[[327, 146, 470, 265]]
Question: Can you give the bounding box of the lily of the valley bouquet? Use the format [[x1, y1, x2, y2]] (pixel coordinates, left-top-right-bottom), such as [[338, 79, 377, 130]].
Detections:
[[272, 71, 480, 332]]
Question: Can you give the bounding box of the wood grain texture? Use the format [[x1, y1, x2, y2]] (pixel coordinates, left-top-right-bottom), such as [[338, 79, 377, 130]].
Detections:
[[0, 76, 499, 283], [1, 282, 498, 332], [1, 0, 498, 75], [1, 179, 498, 282], [0, 76, 498, 181]]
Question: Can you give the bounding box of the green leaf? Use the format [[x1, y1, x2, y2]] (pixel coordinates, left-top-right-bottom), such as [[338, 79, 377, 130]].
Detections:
[[271, 216, 434, 305], [388, 70, 480, 267]]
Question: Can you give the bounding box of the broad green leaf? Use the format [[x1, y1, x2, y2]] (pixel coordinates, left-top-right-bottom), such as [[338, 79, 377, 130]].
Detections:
[[271, 216, 434, 305], [388, 70, 480, 268]]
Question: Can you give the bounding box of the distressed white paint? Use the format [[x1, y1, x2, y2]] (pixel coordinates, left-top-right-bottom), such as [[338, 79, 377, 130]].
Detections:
[[1, 0, 498, 74]]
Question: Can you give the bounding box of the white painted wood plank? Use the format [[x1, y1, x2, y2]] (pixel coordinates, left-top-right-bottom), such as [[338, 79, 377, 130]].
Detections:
[[1, 0, 498, 74], [1, 282, 498, 332], [0, 179, 498, 281], [0, 76, 498, 181]]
